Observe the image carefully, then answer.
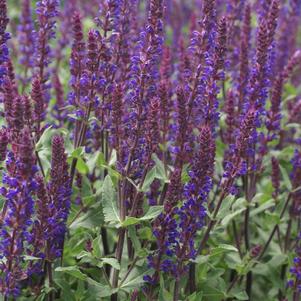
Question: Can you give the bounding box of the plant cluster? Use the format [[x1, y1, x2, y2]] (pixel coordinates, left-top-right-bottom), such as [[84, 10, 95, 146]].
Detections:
[[1, 0, 301, 300]]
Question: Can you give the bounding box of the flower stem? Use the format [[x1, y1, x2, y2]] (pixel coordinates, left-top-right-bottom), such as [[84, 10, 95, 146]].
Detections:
[[46, 261, 54, 301], [173, 278, 180, 301]]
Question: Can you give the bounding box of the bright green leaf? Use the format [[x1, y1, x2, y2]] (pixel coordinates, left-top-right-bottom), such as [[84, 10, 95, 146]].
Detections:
[[55, 266, 87, 281], [102, 175, 121, 226], [76, 157, 89, 175], [221, 208, 246, 227], [101, 258, 120, 270], [140, 206, 163, 221], [141, 167, 156, 192]]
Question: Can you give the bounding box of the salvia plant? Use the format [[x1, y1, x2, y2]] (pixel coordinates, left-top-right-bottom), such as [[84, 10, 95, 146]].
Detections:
[[1, 0, 301, 300]]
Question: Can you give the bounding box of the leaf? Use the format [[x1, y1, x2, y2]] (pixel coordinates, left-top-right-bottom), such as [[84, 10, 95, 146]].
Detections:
[[35, 126, 53, 151], [181, 166, 190, 183], [86, 277, 118, 298], [138, 227, 153, 240], [69, 203, 104, 230], [76, 251, 96, 265], [102, 175, 121, 225], [92, 235, 102, 258], [34, 293, 47, 301], [231, 290, 249, 300], [23, 255, 42, 261], [122, 206, 163, 227], [54, 275, 76, 301], [158, 287, 173, 301], [201, 285, 225, 300], [71, 147, 84, 158], [128, 226, 141, 253], [279, 164, 292, 190], [76, 157, 89, 175], [285, 123, 301, 129], [109, 149, 117, 166], [187, 292, 203, 301], [217, 195, 236, 219], [158, 275, 173, 301], [193, 255, 210, 265], [101, 258, 120, 270], [120, 269, 146, 290], [101, 165, 121, 180], [152, 154, 168, 181], [141, 167, 156, 192], [210, 244, 238, 257], [55, 266, 87, 281], [122, 217, 140, 227], [67, 113, 81, 120], [97, 152, 106, 166], [140, 206, 163, 220], [221, 208, 246, 227], [250, 199, 274, 217]]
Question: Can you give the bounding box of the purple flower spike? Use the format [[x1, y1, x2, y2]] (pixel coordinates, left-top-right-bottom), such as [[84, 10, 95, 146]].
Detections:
[[47, 135, 71, 260], [0, 0, 10, 87], [35, 0, 59, 82], [0, 127, 8, 161], [0, 127, 37, 298], [18, 0, 36, 84]]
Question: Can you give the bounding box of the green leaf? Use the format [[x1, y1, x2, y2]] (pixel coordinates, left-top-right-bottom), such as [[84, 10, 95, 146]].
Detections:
[[152, 153, 168, 181], [54, 275, 76, 301], [101, 258, 120, 270], [138, 227, 153, 240], [221, 208, 246, 227], [69, 203, 104, 230], [76, 251, 97, 265], [86, 277, 118, 298], [279, 164, 292, 190], [76, 157, 89, 174], [187, 292, 203, 301], [102, 175, 121, 226], [122, 217, 139, 227], [71, 147, 84, 158], [201, 285, 225, 300], [141, 167, 156, 192], [67, 113, 81, 120], [35, 126, 53, 151], [23, 255, 42, 261], [181, 166, 190, 183], [194, 255, 210, 265], [217, 195, 236, 219], [102, 165, 121, 180], [120, 269, 146, 290], [92, 235, 102, 258], [97, 152, 106, 166], [122, 206, 163, 227], [55, 266, 87, 281], [158, 287, 173, 301], [109, 149, 117, 166], [250, 199, 274, 217], [210, 244, 238, 257], [34, 293, 47, 301], [140, 206, 163, 220], [128, 226, 141, 253], [231, 290, 249, 300]]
